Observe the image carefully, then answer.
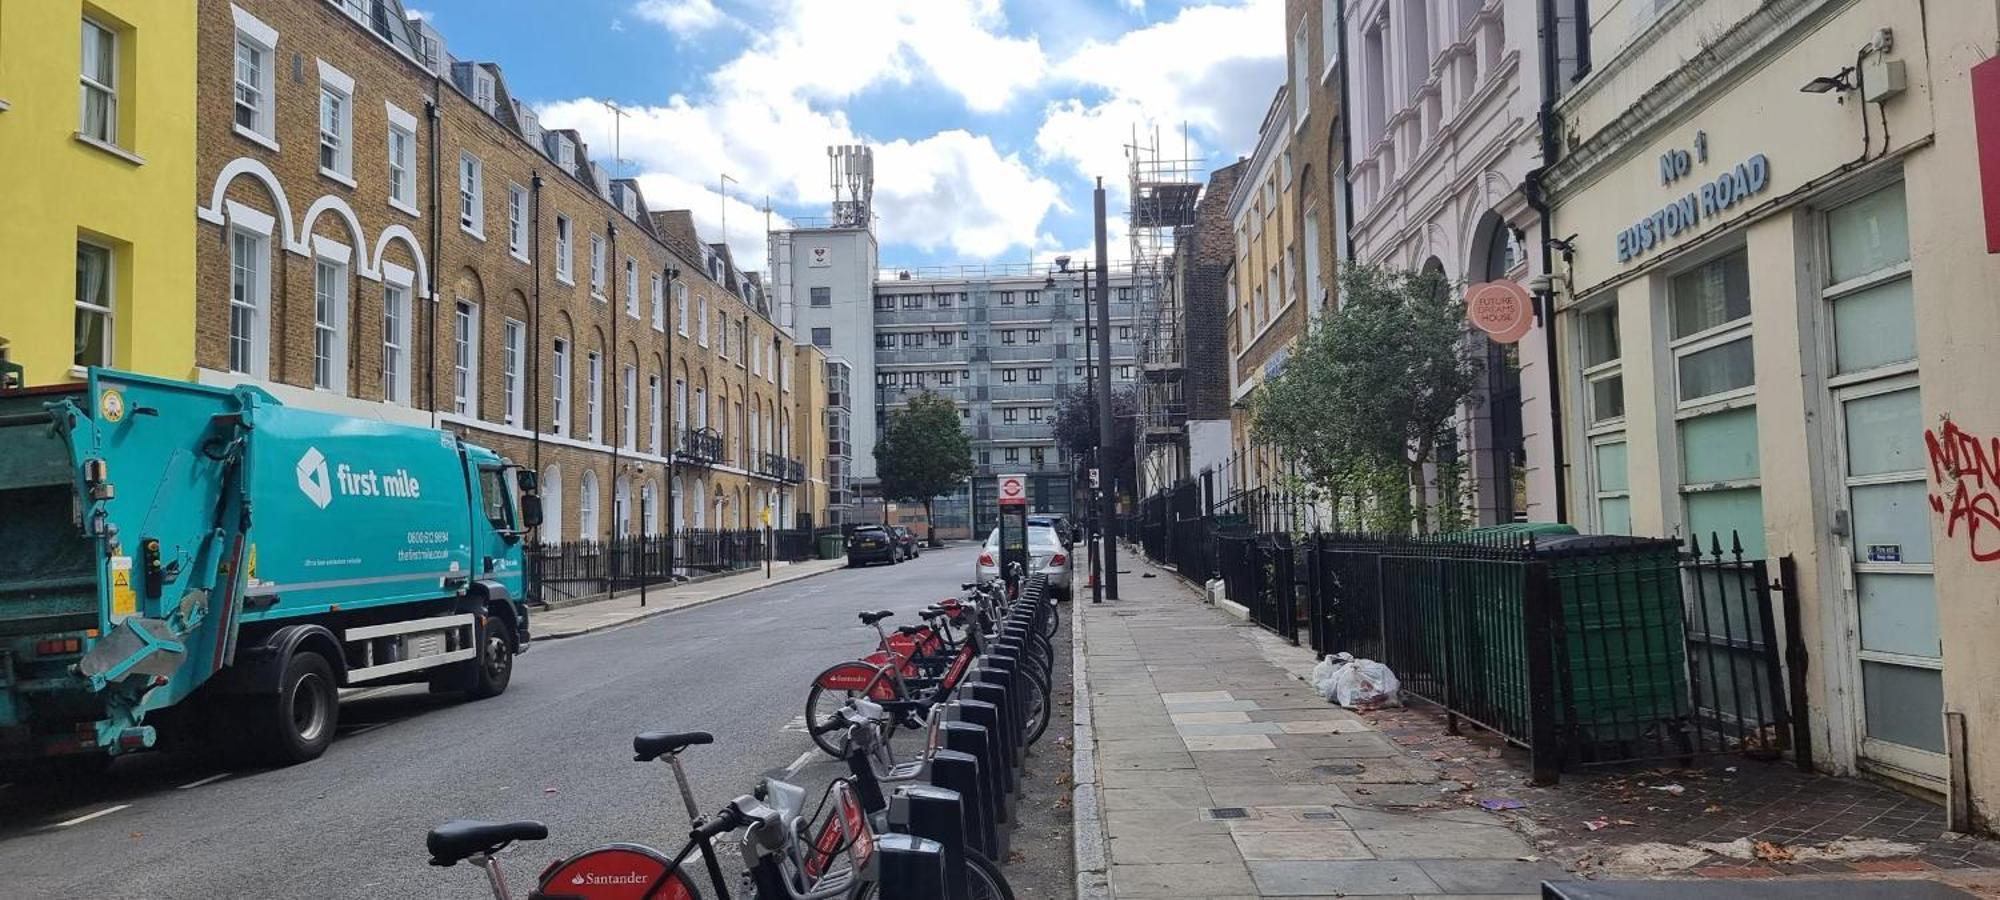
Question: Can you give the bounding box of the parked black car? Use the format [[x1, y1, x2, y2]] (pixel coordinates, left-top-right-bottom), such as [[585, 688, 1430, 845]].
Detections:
[[888, 525, 921, 560], [846, 525, 899, 566]]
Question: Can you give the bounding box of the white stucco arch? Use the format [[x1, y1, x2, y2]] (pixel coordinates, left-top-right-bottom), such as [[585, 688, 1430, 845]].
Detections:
[[298, 195, 371, 276], [372, 225, 431, 298], [198, 157, 297, 248]]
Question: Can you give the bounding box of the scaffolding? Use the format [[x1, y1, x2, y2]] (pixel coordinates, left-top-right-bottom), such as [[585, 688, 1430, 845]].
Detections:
[[1126, 126, 1203, 494]]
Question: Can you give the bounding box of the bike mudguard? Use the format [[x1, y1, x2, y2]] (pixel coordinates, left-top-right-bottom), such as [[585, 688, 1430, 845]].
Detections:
[[815, 661, 899, 700], [530, 842, 698, 900]]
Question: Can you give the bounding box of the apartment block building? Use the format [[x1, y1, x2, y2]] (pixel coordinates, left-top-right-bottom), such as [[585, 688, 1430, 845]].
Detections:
[[192, 0, 820, 546], [1226, 86, 1306, 518], [1343, 0, 1555, 524], [0, 1, 198, 386], [873, 268, 1140, 531]]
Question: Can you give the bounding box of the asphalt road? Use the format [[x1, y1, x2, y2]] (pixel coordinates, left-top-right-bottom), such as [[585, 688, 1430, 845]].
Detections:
[[0, 547, 1023, 899]]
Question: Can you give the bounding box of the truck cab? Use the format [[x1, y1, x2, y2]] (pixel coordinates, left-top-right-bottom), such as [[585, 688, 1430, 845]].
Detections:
[[0, 369, 541, 767]]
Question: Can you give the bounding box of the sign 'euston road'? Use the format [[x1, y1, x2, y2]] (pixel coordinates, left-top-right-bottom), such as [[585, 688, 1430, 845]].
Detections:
[[1616, 135, 1772, 264]]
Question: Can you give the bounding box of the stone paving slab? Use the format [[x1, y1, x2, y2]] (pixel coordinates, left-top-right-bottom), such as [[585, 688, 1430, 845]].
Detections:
[[1078, 552, 1553, 898]]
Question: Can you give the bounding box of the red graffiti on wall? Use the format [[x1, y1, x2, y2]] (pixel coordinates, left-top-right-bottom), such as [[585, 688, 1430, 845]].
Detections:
[[1926, 418, 2000, 561]]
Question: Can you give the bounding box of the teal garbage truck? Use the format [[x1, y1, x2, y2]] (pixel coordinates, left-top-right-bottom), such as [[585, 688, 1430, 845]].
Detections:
[[0, 368, 541, 767]]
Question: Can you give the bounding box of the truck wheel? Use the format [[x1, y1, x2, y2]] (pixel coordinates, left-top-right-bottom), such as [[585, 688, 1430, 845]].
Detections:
[[466, 613, 514, 700], [253, 650, 338, 765]]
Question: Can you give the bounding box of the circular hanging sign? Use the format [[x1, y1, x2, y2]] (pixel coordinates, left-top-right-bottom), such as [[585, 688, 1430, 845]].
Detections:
[[1467, 280, 1534, 344]]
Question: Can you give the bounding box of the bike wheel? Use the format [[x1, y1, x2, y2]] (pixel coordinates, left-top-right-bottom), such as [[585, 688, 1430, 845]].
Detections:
[[805, 683, 862, 758], [1020, 664, 1052, 746], [966, 849, 1018, 900], [1039, 600, 1059, 640]]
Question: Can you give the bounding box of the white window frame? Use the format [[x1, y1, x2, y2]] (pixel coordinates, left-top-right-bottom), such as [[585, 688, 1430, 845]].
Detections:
[[78, 17, 118, 146], [386, 102, 419, 215], [459, 152, 484, 238], [675, 282, 690, 335], [651, 275, 665, 331], [697, 298, 709, 346], [649, 373, 663, 454], [589, 235, 606, 299], [621, 364, 637, 451], [453, 300, 479, 415], [74, 240, 114, 370], [316, 61, 355, 185], [232, 6, 280, 150], [555, 215, 574, 284], [1668, 248, 1756, 412], [586, 351, 603, 442], [624, 258, 639, 318], [1579, 302, 1625, 430], [380, 277, 411, 405], [507, 184, 528, 261], [226, 217, 272, 378], [310, 247, 350, 392], [552, 339, 571, 437], [502, 318, 525, 427]]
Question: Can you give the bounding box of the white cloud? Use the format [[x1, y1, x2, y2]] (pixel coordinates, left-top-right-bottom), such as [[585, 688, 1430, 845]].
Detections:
[[1036, 0, 1282, 188], [538, 0, 1065, 265], [632, 0, 729, 36]]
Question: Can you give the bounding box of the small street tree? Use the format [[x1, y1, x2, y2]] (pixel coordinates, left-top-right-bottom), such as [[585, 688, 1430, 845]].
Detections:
[[1052, 384, 1137, 500], [874, 390, 975, 545], [1251, 262, 1481, 533]]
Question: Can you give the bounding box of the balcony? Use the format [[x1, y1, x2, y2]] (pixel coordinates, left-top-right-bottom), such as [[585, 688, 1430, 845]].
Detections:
[[985, 384, 1059, 402], [985, 422, 1057, 441], [988, 345, 1055, 363], [987, 305, 1057, 324], [677, 427, 725, 466], [873, 306, 967, 325], [879, 384, 969, 404], [759, 452, 806, 483], [875, 347, 968, 365]]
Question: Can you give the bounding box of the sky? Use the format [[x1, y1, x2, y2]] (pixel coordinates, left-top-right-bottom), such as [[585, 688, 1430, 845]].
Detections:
[[408, 0, 1283, 271]]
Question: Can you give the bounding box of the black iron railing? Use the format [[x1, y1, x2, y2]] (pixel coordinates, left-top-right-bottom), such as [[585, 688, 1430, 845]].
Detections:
[[760, 452, 805, 483], [678, 427, 724, 465], [1129, 488, 1812, 781], [528, 527, 817, 606]]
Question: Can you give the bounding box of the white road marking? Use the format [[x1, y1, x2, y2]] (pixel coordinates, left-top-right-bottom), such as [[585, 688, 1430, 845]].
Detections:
[[782, 715, 810, 733], [783, 750, 816, 777], [177, 772, 232, 790], [53, 804, 129, 827]]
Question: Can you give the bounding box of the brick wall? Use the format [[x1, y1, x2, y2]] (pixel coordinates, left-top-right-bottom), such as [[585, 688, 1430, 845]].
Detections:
[[194, 0, 812, 543]]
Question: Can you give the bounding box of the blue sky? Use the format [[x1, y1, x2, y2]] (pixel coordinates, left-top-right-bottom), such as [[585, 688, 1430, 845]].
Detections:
[[408, 0, 1282, 269]]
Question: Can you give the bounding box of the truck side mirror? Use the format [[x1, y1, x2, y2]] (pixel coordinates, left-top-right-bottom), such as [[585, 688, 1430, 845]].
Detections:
[[515, 469, 539, 493], [519, 494, 544, 529]]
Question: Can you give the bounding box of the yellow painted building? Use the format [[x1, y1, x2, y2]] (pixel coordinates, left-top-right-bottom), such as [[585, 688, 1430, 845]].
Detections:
[[0, 1, 197, 385]]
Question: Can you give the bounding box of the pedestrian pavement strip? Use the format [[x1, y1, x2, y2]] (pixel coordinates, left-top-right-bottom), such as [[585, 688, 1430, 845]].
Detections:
[[1079, 565, 1566, 898]]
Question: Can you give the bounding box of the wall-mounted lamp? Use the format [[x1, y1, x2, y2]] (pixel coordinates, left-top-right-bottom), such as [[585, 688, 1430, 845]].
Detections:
[[1800, 66, 1857, 95]]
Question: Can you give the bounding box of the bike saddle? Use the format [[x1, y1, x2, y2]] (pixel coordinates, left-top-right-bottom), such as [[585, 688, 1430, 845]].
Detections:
[[858, 609, 895, 625], [426, 819, 548, 866], [895, 624, 925, 636], [633, 730, 715, 762]]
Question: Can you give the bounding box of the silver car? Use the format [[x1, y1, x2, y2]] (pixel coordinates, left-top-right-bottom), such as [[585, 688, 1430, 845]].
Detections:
[[976, 525, 1074, 601]]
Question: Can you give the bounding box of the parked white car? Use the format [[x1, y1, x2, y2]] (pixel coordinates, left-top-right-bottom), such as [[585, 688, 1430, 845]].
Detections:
[[975, 525, 1074, 601]]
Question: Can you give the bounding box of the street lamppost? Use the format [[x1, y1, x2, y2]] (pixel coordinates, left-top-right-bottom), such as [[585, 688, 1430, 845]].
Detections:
[[1048, 254, 1103, 603]]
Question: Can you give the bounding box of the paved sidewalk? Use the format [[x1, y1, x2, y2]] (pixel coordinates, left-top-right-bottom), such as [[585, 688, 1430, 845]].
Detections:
[[1076, 554, 1568, 898], [531, 556, 849, 639]]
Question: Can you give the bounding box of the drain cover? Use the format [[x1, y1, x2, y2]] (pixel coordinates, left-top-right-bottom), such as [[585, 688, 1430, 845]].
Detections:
[[1301, 811, 1341, 820], [1201, 807, 1251, 820], [1312, 763, 1366, 776]]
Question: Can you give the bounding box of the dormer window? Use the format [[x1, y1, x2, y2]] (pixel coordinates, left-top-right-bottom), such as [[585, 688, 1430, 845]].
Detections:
[[473, 70, 495, 114], [556, 136, 575, 170]]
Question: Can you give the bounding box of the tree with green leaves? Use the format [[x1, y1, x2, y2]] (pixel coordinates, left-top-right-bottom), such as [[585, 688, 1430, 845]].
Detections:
[[874, 390, 976, 545], [1251, 261, 1481, 533], [1051, 384, 1137, 499]]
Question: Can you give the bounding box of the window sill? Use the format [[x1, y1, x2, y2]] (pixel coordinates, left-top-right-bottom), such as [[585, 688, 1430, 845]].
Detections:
[[510, 249, 531, 265], [390, 196, 421, 219], [557, 274, 575, 287], [74, 133, 144, 166], [590, 292, 607, 303], [233, 123, 280, 152], [461, 224, 486, 242], [320, 168, 357, 190]]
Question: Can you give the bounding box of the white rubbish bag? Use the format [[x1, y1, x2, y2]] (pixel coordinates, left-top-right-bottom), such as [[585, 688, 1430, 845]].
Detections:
[[1313, 652, 1402, 709]]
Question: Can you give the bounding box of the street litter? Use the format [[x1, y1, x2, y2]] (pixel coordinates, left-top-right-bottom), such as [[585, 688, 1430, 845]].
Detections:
[[1585, 817, 1611, 831], [1650, 784, 1686, 795], [1480, 798, 1528, 811], [1311, 652, 1403, 709]]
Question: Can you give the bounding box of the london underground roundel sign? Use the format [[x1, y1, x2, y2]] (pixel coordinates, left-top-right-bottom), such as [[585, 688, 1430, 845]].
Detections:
[[1467, 280, 1534, 344], [997, 474, 1027, 506]]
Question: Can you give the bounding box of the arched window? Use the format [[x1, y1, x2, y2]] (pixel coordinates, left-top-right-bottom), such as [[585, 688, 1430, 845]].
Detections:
[[614, 476, 632, 538], [579, 470, 600, 541], [672, 476, 685, 531], [641, 481, 658, 535], [540, 465, 563, 545], [692, 479, 707, 529], [1475, 212, 1522, 281]]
